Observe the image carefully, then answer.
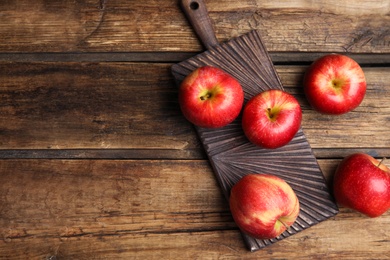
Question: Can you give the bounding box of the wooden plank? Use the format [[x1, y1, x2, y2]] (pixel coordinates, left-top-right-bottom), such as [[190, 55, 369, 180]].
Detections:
[[282, 66, 390, 150], [0, 159, 389, 259], [171, 27, 338, 251], [0, 62, 389, 158], [1, 224, 390, 260], [0, 0, 388, 53], [0, 62, 198, 151], [0, 160, 229, 238]]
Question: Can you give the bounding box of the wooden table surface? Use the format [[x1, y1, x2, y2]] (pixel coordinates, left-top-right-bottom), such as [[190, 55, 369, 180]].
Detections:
[[0, 0, 389, 259]]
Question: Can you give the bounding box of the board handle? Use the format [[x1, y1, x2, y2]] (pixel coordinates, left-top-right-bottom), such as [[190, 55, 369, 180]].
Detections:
[[180, 0, 219, 50]]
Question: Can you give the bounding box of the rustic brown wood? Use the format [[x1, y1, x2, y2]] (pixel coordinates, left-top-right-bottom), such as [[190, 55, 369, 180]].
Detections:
[[1, 225, 390, 260], [279, 66, 390, 151], [171, 9, 339, 247], [0, 62, 389, 157], [0, 0, 389, 257], [0, 0, 388, 53], [0, 62, 198, 151], [180, 0, 219, 49], [0, 159, 389, 259]]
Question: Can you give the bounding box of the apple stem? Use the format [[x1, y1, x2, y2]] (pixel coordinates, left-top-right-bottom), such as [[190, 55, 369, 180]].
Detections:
[[279, 220, 289, 229], [267, 108, 274, 119], [200, 93, 212, 101], [378, 157, 387, 167]]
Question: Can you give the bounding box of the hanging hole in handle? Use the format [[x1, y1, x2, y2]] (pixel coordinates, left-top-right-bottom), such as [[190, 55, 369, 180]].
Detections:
[[190, 1, 199, 10]]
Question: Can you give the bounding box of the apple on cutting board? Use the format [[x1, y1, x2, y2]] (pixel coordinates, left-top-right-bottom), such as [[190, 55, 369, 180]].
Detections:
[[242, 89, 302, 149], [229, 174, 300, 240], [178, 66, 244, 128], [303, 54, 366, 115], [333, 153, 390, 217]]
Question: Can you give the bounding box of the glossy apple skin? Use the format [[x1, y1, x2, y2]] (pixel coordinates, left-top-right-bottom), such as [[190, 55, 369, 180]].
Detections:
[[242, 89, 302, 149], [333, 153, 390, 217], [303, 54, 366, 115], [179, 66, 244, 128], [229, 174, 300, 240]]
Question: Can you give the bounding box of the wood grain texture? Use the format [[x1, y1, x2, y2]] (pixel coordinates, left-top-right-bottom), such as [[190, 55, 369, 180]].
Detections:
[[0, 0, 389, 258], [180, 0, 219, 49], [0, 62, 389, 158], [1, 226, 389, 260], [278, 66, 390, 151], [172, 29, 339, 251], [0, 0, 388, 53], [0, 159, 389, 259], [0, 62, 197, 151]]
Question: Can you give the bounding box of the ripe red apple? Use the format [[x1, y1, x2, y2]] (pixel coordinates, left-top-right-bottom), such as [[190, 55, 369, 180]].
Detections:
[[333, 153, 390, 217], [178, 66, 244, 128], [229, 174, 300, 240], [303, 54, 366, 115], [242, 89, 302, 149]]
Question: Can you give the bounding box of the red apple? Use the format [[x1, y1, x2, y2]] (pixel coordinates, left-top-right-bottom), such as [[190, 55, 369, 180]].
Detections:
[[229, 174, 300, 240], [303, 54, 366, 115], [333, 153, 390, 217], [178, 66, 244, 128], [242, 89, 302, 149]]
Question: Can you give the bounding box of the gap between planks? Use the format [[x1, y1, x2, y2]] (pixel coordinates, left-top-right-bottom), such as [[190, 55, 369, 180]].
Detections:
[[0, 52, 389, 65], [0, 148, 388, 160]]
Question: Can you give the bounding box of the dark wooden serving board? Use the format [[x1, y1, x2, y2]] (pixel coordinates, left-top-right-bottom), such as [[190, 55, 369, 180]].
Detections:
[[171, 0, 339, 252]]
